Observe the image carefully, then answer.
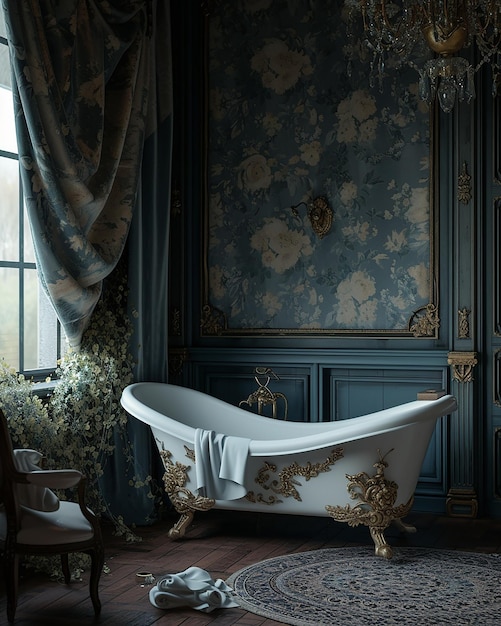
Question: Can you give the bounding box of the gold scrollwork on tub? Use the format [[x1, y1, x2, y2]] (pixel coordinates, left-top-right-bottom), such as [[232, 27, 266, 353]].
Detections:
[[246, 447, 345, 505], [326, 449, 413, 560], [158, 447, 215, 540]]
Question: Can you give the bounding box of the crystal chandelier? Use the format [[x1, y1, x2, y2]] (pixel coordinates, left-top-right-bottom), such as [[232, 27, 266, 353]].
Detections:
[[345, 1, 501, 112]]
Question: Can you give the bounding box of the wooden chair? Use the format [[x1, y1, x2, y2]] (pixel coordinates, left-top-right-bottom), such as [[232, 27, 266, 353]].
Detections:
[[0, 408, 104, 622]]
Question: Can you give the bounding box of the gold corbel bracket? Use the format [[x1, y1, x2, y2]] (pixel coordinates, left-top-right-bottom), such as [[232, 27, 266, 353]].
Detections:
[[447, 351, 478, 383]]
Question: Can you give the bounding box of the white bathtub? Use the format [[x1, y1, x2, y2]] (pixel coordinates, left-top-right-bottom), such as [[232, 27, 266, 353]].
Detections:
[[121, 382, 457, 558]]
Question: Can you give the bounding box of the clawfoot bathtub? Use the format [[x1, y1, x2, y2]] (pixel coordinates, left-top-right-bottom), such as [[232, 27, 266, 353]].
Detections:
[[121, 383, 457, 559]]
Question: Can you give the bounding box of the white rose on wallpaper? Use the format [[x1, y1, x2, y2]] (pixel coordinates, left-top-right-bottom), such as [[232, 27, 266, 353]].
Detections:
[[332, 296, 378, 327], [337, 270, 377, 304], [408, 263, 430, 299], [350, 90, 377, 121], [209, 265, 226, 300], [299, 140, 322, 166], [389, 293, 408, 310], [405, 187, 429, 224], [336, 113, 357, 144], [336, 90, 378, 144], [358, 117, 378, 143], [342, 220, 373, 244], [262, 291, 282, 316], [237, 154, 273, 192], [263, 111, 283, 137], [384, 229, 407, 253], [340, 181, 358, 206], [333, 271, 378, 326], [251, 39, 313, 95], [250, 217, 313, 274], [357, 299, 379, 326]]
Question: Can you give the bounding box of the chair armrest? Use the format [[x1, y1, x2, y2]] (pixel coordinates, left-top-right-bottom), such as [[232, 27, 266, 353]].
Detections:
[[26, 469, 83, 490]]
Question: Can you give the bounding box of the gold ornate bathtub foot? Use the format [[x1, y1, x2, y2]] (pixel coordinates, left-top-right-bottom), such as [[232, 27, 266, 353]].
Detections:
[[370, 527, 394, 559], [392, 517, 417, 534], [159, 448, 215, 540], [168, 512, 196, 540], [325, 449, 413, 559]]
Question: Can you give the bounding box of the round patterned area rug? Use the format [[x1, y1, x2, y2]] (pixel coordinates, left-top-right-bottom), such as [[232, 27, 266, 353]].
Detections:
[[227, 547, 501, 625]]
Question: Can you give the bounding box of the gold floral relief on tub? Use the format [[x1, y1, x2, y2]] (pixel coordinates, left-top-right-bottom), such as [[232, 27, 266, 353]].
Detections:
[[246, 447, 345, 505], [326, 449, 413, 559], [158, 447, 215, 540]]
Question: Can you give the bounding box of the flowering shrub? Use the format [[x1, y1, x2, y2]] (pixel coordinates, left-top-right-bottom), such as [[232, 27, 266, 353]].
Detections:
[[0, 268, 147, 574]]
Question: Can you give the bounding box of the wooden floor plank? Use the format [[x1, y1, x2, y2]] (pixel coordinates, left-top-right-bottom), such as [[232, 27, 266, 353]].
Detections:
[[2, 509, 501, 625]]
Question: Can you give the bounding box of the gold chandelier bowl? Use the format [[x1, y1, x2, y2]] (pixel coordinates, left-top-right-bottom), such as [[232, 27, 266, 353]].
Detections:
[[422, 23, 469, 57]]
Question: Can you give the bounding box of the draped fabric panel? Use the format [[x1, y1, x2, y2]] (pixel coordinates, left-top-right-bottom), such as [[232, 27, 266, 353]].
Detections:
[[3, 0, 173, 523], [98, 0, 172, 524], [3, 0, 152, 348]]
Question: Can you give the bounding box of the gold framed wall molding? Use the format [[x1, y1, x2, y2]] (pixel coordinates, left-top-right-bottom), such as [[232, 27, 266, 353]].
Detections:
[[494, 197, 501, 336], [200, 0, 439, 339]]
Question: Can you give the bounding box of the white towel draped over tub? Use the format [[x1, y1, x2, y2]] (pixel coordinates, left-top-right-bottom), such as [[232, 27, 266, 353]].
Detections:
[[194, 429, 251, 500]]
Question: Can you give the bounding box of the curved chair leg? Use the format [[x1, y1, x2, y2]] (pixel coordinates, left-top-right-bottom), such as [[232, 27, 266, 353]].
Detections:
[[61, 553, 71, 584], [88, 546, 105, 616], [5, 550, 19, 623]]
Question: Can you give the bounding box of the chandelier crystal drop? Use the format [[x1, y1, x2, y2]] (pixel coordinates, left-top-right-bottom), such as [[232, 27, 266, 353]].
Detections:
[[345, 0, 501, 113]]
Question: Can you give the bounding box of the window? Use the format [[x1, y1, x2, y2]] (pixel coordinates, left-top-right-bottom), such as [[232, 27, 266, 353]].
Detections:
[[0, 12, 63, 378]]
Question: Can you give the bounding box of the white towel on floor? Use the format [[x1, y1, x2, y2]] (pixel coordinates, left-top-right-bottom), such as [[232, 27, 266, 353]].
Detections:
[[149, 566, 239, 612], [194, 429, 250, 500]]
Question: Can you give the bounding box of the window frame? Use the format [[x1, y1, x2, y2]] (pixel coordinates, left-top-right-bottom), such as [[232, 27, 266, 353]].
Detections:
[[0, 32, 63, 381]]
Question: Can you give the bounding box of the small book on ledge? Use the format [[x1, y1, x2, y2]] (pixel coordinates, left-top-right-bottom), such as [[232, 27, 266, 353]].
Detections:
[[417, 389, 447, 400]]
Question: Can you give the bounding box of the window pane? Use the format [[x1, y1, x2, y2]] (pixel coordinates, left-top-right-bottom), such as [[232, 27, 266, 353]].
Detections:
[[23, 268, 38, 369], [0, 10, 6, 39], [23, 201, 36, 263], [0, 266, 19, 369], [0, 155, 19, 261], [28, 278, 61, 371], [0, 85, 16, 152]]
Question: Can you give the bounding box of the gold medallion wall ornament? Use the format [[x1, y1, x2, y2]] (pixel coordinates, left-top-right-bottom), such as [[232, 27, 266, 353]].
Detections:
[[246, 447, 345, 505], [307, 196, 333, 239], [200, 304, 227, 336], [326, 449, 413, 559], [408, 303, 440, 337]]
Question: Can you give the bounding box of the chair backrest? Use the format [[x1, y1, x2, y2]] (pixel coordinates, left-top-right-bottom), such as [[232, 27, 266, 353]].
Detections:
[[0, 408, 23, 526]]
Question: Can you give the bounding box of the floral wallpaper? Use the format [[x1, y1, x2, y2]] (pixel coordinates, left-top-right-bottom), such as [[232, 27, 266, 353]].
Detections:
[[204, 0, 433, 334]]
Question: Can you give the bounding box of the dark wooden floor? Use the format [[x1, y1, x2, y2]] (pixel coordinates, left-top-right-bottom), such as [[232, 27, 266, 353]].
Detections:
[[2, 508, 501, 625]]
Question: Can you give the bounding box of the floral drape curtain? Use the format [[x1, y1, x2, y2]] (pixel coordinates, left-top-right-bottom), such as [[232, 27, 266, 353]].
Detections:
[[99, 0, 172, 524], [2, 0, 153, 348]]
